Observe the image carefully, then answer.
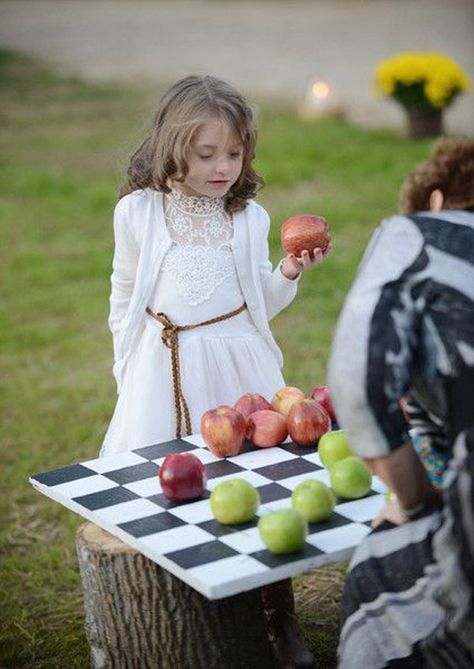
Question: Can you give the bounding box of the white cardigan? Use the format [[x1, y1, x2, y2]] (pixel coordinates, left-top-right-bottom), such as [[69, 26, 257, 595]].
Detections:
[[109, 189, 299, 392]]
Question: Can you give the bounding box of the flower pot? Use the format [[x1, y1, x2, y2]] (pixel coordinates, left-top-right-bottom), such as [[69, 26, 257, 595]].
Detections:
[[406, 107, 444, 139]]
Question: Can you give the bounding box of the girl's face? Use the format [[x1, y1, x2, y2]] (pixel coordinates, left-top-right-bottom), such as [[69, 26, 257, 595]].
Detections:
[[177, 118, 244, 198]]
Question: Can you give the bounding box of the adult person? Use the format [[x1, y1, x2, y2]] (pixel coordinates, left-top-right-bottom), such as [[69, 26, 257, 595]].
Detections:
[[327, 137, 474, 668]]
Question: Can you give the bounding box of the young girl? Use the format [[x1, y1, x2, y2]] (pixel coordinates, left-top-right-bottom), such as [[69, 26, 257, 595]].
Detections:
[[102, 75, 329, 456], [101, 75, 329, 668]]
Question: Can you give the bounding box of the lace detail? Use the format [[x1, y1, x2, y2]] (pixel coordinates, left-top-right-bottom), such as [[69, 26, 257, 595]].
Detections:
[[162, 245, 235, 306], [165, 191, 233, 249], [161, 190, 236, 305], [168, 189, 225, 216]]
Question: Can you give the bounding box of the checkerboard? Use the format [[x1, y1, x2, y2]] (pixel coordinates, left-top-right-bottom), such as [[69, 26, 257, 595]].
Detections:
[[29, 435, 387, 600]]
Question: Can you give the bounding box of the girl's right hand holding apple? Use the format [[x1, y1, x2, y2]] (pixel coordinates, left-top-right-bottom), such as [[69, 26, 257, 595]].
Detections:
[[280, 243, 332, 280]]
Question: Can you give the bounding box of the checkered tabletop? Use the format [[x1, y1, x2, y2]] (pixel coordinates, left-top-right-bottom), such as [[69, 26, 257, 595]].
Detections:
[[30, 435, 387, 600]]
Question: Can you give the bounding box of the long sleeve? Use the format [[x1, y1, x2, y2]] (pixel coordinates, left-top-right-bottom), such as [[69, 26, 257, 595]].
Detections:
[[108, 197, 139, 362], [328, 215, 425, 458], [255, 206, 299, 321]]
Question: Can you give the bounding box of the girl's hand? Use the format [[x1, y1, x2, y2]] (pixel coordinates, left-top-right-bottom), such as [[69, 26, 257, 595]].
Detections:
[[280, 243, 332, 280]]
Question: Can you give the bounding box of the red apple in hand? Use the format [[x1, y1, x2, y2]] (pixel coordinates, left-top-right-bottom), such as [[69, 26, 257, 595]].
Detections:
[[201, 405, 247, 458], [159, 453, 206, 503], [247, 410, 288, 448], [287, 399, 331, 447], [272, 386, 306, 417], [310, 384, 336, 422], [234, 393, 273, 420], [281, 214, 331, 259]]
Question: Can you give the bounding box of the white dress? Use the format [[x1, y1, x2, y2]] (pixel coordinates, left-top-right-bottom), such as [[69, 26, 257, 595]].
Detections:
[[101, 190, 285, 455]]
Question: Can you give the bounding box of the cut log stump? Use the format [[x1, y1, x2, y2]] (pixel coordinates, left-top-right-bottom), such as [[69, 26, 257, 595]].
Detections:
[[76, 522, 274, 669]]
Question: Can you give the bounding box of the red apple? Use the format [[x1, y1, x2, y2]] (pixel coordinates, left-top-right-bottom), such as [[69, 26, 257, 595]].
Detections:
[[287, 399, 331, 447], [234, 393, 273, 420], [271, 386, 306, 417], [309, 384, 336, 422], [159, 452, 206, 503], [200, 405, 247, 458], [281, 214, 331, 258], [247, 410, 288, 448]]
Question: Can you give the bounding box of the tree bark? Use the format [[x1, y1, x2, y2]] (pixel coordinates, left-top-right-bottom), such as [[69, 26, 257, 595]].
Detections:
[[76, 522, 273, 669]]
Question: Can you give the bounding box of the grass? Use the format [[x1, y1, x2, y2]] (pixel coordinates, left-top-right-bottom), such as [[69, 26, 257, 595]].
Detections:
[[0, 50, 433, 668]]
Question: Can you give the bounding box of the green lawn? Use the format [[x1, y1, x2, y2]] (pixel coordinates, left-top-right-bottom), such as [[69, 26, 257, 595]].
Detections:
[[0, 51, 433, 668]]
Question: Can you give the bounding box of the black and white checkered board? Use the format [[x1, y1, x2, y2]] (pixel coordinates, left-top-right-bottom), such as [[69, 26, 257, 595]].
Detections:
[[30, 434, 387, 600]]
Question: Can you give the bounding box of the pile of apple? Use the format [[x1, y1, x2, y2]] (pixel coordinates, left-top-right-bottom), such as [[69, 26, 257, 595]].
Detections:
[[157, 383, 374, 557], [200, 384, 336, 457]]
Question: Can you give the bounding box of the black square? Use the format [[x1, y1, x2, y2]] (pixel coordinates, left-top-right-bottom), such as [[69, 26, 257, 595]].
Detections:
[[197, 517, 258, 538], [165, 540, 238, 568], [254, 458, 316, 481], [251, 543, 322, 568], [307, 512, 351, 534], [279, 441, 314, 456], [133, 439, 197, 460], [32, 464, 96, 487], [256, 483, 290, 504], [73, 486, 139, 510], [118, 512, 185, 537], [104, 461, 159, 484], [204, 460, 245, 480], [147, 490, 210, 510]]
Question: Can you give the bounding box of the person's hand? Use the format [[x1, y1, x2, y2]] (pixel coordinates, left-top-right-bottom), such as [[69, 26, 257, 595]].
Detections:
[[280, 243, 332, 280], [371, 499, 409, 529]]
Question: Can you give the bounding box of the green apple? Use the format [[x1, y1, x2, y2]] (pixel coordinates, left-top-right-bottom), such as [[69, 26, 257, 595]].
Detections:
[[291, 479, 335, 522], [258, 509, 308, 554], [330, 456, 372, 499], [210, 478, 260, 524], [318, 430, 353, 469]]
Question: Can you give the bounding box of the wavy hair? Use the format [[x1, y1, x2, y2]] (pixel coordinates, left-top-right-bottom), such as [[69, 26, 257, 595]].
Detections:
[[400, 137, 474, 213], [119, 75, 264, 213]]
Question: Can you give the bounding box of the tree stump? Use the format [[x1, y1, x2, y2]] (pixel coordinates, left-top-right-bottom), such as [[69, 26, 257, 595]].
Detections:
[[76, 522, 274, 669]]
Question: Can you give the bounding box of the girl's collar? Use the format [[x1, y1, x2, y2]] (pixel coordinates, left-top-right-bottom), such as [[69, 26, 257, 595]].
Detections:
[[167, 189, 225, 216]]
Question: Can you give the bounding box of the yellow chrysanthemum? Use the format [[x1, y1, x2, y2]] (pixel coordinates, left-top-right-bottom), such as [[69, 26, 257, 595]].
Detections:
[[374, 52, 470, 108]]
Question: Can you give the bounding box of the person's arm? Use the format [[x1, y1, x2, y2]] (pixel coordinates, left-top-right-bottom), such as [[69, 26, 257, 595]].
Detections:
[[256, 206, 329, 320], [367, 440, 442, 526], [328, 216, 440, 523], [108, 197, 139, 364]]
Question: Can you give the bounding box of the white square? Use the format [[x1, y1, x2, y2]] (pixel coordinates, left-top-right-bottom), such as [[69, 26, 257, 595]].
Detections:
[[227, 447, 297, 470], [140, 525, 214, 554], [370, 476, 388, 494], [84, 452, 148, 473], [335, 494, 385, 522], [257, 498, 292, 514], [167, 498, 214, 524], [187, 449, 221, 465], [206, 470, 270, 491], [123, 476, 162, 497], [53, 474, 118, 498], [182, 434, 208, 448], [188, 554, 268, 589], [151, 448, 219, 467], [218, 527, 265, 554], [95, 498, 164, 523], [307, 523, 370, 553]]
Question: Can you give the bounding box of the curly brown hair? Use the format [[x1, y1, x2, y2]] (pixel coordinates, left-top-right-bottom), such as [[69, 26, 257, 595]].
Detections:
[[119, 75, 264, 213], [399, 137, 474, 214]]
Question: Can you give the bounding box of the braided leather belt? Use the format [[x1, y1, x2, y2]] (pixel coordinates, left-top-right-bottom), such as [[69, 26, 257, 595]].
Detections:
[[145, 303, 247, 438]]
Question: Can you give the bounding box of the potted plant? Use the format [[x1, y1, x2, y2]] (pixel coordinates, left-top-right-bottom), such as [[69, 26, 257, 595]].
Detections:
[[374, 52, 470, 139]]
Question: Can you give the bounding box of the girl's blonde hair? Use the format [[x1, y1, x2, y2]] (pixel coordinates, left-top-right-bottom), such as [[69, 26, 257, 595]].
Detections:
[[120, 75, 264, 213]]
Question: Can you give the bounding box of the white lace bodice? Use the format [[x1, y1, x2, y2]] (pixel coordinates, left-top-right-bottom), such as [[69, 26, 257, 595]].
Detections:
[[160, 190, 236, 306]]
